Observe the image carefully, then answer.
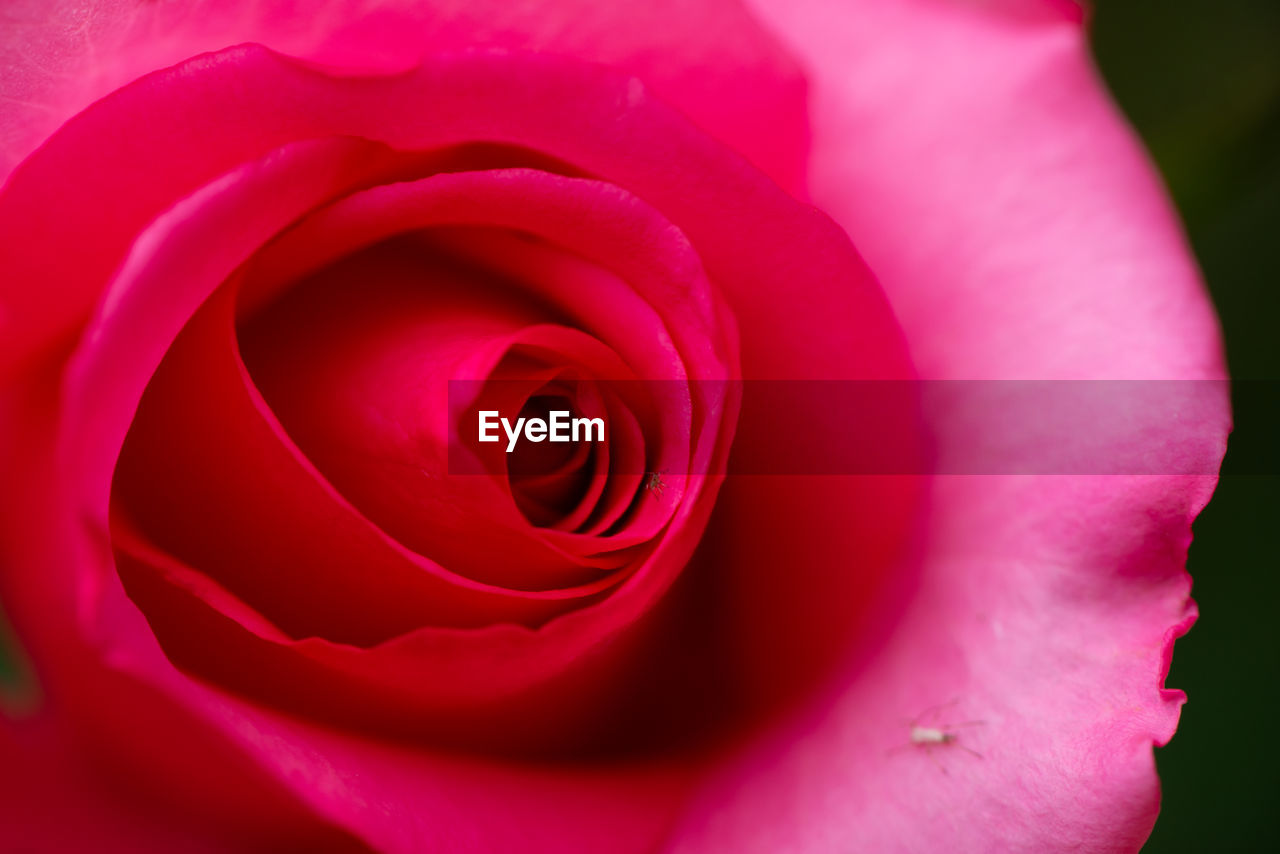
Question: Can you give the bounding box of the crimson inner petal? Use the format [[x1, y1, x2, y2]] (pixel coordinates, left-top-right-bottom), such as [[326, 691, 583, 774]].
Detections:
[[110, 284, 621, 646], [239, 236, 638, 588], [229, 166, 729, 555]]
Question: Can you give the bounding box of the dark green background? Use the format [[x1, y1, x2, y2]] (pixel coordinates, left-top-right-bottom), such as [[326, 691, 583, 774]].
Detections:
[[1093, 1, 1280, 851], [1, 2, 1277, 849]]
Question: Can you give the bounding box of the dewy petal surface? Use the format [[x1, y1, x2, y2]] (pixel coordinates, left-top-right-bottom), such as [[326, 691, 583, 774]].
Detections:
[[668, 1, 1230, 852]]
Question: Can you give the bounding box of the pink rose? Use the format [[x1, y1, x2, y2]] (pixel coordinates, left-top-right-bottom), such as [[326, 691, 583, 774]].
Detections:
[[0, 1, 1229, 852]]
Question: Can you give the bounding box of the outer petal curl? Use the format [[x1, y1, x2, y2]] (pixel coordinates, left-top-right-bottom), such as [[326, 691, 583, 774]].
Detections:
[[668, 1, 1229, 851]]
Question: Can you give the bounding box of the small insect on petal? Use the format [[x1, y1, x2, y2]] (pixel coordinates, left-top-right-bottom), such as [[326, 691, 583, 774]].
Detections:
[[909, 725, 954, 745], [891, 701, 985, 773], [642, 470, 666, 499]]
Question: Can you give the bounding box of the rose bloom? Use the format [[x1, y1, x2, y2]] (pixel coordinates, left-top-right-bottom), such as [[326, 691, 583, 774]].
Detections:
[[0, 1, 1229, 852]]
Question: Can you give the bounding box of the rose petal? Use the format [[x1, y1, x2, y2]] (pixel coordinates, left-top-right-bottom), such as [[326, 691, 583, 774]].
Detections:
[[666, 1, 1230, 851], [235, 168, 732, 576], [0, 719, 359, 852], [105, 620, 702, 854], [0, 0, 806, 244], [115, 283, 622, 645]]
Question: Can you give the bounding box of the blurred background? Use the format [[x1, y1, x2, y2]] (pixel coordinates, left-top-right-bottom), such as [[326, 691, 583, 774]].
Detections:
[[0, 2, 1276, 850], [1092, 1, 1280, 850]]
